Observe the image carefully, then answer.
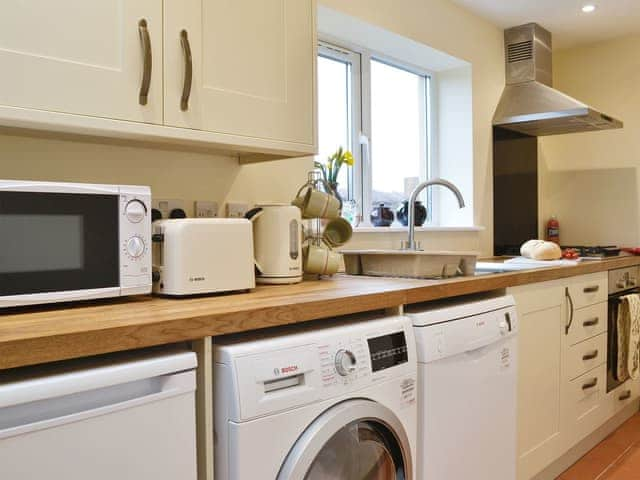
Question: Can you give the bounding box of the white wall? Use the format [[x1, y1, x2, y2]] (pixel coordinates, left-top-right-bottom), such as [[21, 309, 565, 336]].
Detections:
[[540, 34, 640, 246]]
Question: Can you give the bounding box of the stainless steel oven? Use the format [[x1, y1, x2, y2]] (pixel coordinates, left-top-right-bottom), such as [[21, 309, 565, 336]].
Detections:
[[0, 180, 151, 308], [607, 266, 640, 393]]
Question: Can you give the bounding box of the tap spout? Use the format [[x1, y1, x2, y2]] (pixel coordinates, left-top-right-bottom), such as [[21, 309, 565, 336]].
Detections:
[[405, 179, 465, 251]]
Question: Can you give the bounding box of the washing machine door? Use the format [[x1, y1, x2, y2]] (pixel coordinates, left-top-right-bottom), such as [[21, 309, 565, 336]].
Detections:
[[277, 399, 412, 480]]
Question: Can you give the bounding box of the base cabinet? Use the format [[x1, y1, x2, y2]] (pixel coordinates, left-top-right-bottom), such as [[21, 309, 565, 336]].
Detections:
[[512, 272, 640, 480], [510, 281, 565, 480]]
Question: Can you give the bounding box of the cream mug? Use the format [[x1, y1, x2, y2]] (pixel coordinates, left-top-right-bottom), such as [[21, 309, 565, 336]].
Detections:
[[303, 244, 341, 275]]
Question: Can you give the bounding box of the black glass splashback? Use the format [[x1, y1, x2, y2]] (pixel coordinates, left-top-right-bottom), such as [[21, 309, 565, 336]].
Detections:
[[493, 127, 538, 256]]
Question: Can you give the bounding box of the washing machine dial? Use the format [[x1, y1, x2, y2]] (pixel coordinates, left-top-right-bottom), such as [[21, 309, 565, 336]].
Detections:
[[335, 349, 357, 376]]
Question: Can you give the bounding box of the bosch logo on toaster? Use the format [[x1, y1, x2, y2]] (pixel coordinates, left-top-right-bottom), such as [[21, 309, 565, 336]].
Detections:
[[189, 276, 206, 282]]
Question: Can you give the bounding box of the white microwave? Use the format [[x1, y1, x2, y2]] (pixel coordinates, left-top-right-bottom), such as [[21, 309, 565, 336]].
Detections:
[[0, 180, 152, 308]]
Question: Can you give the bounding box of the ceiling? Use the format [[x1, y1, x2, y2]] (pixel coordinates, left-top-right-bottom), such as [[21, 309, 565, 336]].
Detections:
[[451, 0, 640, 48]]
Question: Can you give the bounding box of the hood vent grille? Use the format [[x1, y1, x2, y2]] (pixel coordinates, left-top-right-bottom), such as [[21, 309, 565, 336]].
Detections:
[[507, 40, 533, 63]]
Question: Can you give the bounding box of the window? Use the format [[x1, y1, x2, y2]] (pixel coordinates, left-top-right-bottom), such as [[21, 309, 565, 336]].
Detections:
[[317, 41, 432, 225]]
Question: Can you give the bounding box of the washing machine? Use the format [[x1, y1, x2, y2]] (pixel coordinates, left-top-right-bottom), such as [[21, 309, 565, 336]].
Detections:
[[214, 314, 418, 480]]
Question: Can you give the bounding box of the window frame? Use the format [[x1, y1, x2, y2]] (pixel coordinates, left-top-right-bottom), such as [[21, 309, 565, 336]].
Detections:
[[317, 39, 437, 226], [317, 41, 362, 202]]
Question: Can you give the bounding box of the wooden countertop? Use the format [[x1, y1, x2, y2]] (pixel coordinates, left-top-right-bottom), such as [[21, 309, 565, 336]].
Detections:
[[2, 255, 640, 371]]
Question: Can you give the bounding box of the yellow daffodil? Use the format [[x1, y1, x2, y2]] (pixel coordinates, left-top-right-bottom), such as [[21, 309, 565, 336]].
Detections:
[[343, 151, 354, 166], [315, 147, 354, 185]]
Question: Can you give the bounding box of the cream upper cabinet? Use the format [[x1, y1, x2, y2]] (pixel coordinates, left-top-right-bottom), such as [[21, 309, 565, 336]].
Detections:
[[164, 0, 316, 148], [0, 0, 163, 124]]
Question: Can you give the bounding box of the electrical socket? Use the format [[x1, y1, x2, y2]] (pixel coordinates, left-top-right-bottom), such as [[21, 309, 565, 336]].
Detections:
[[152, 199, 185, 219], [226, 202, 249, 218], [195, 201, 219, 218]]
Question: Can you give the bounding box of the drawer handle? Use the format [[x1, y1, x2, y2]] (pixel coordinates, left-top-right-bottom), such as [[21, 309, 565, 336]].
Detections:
[[583, 285, 600, 293], [582, 350, 599, 361], [583, 317, 599, 327], [619, 390, 632, 401], [582, 378, 598, 390], [138, 19, 152, 106], [180, 29, 193, 111]]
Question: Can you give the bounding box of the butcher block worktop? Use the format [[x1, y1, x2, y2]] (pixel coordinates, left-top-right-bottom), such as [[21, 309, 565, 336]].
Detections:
[[1, 255, 640, 370]]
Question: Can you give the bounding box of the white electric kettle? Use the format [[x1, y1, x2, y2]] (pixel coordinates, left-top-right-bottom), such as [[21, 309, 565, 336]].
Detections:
[[245, 204, 303, 284]]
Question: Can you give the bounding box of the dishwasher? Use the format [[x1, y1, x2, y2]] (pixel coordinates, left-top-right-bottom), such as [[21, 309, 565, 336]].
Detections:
[[406, 295, 518, 480], [0, 347, 198, 480]]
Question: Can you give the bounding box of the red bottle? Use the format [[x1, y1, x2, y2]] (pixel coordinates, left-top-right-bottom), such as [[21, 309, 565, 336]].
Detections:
[[546, 215, 560, 244]]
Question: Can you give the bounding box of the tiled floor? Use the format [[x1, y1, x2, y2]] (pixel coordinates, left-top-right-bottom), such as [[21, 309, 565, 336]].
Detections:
[[558, 413, 640, 480]]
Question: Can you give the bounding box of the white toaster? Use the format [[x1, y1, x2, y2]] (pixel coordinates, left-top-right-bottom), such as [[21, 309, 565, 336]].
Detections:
[[152, 218, 255, 296]]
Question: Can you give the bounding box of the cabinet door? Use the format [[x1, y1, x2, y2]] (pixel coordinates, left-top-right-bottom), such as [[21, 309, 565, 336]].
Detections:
[[516, 306, 565, 480], [509, 281, 565, 480], [0, 0, 163, 123], [164, 0, 316, 146]]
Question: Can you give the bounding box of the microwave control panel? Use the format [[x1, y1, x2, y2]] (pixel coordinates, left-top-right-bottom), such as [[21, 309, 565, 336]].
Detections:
[[120, 186, 152, 292]]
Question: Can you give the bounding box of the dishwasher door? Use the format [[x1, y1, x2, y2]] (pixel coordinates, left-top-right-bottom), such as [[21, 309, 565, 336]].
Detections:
[[412, 303, 518, 480], [0, 349, 197, 480]]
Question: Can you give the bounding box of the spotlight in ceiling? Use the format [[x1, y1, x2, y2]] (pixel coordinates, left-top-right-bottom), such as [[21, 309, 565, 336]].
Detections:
[[581, 4, 596, 13]]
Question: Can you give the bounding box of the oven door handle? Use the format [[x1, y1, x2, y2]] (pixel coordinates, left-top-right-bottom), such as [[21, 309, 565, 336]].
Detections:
[[565, 287, 574, 335]]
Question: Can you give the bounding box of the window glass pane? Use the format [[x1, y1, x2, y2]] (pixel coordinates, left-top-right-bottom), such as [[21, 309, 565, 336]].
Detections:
[[317, 55, 351, 200], [370, 59, 428, 211]]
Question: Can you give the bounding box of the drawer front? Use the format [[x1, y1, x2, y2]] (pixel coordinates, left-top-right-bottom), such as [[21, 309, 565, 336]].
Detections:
[[567, 273, 607, 310], [566, 333, 607, 380], [565, 364, 607, 448], [607, 378, 640, 418], [567, 302, 607, 346]]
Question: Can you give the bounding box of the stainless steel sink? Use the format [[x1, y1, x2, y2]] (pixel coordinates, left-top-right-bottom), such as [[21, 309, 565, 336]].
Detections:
[[341, 250, 478, 279]]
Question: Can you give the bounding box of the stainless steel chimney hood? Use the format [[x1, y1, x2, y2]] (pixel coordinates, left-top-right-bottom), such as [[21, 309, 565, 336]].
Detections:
[[493, 23, 623, 136]]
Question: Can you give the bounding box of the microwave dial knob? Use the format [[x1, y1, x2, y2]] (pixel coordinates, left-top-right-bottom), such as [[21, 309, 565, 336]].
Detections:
[[126, 236, 146, 258], [335, 349, 357, 376], [125, 200, 147, 224]]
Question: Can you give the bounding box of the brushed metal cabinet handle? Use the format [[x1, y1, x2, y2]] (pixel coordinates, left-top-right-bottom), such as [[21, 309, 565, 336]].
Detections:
[[583, 285, 600, 293], [619, 390, 632, 401], [582, 378, 598, 390], [138, 19, 152, 106], [565, 287, 574, 335], [180, 29, 193, 111], [583, 317, 599, 327], [582, 350, 599, 361]]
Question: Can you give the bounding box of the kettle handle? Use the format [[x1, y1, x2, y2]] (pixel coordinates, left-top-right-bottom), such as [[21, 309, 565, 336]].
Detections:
[[245, 207, 264, 221]]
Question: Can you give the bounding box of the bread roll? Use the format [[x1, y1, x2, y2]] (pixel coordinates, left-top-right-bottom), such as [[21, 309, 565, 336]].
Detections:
[[520, 239, 561, 260], [520, 239, 545, 258]]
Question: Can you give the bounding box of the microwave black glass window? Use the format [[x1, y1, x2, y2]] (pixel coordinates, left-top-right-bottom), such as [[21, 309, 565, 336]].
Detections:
[[0, 191, 119, 296]]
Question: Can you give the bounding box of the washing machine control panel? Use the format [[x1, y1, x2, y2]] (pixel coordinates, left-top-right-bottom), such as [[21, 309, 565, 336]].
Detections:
[[317, 329, 410, 389]]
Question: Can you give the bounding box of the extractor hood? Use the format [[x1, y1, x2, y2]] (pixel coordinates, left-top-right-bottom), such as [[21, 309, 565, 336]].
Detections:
[[493, 23, 623, 136]]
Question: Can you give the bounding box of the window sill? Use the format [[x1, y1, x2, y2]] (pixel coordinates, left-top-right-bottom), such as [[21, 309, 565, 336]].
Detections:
[[352, 225, 485, 233]]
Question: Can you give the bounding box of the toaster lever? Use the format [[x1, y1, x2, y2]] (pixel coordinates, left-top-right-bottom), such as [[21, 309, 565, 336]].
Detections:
[[152, 233, 164, 243]]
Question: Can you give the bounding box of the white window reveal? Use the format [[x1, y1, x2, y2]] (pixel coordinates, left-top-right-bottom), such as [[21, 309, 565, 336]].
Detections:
[[317, 5, 475, 229]]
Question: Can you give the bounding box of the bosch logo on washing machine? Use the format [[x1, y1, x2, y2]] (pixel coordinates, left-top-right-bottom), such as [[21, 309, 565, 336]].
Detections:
[[274, 365, 299, 376]]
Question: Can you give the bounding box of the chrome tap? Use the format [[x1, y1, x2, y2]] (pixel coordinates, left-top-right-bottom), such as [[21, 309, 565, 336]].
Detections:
[[402, 179, 466, 251]]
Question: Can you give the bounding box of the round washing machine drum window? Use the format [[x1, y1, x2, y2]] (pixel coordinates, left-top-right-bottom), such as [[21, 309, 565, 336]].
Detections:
[[277, 399, 411, 480]]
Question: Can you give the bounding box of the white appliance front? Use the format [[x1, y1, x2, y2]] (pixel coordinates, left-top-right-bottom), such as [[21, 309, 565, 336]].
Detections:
[[214, 315, 418, 480], [0, 349, 197, 480], [408, 296, 518, 480], [0, 179, 152, 308]]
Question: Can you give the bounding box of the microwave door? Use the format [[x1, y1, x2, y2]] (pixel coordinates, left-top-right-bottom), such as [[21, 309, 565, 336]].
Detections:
[[0, 191, 120, 301]]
